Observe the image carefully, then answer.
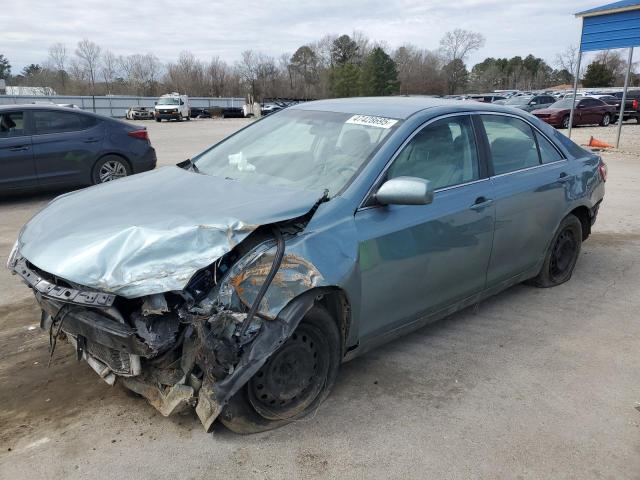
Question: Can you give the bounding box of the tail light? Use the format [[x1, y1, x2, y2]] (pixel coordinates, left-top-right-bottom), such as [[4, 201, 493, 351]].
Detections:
[[128, 129, 149, 141], [598, 161, 608, 182], [633, 99, 638, 110]]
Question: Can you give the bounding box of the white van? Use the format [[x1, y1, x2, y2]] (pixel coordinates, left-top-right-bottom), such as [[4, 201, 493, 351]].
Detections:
[[154, 93, 190, 122]]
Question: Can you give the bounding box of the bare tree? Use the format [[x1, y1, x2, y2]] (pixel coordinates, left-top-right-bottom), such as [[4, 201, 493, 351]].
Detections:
[[439, 29, 485, 63], [204, 57, 229, 96], [101, 50, 119, 94], [75, 39, 102, 93], [48, 43, 68, 91], [555, 45, 580, 82]]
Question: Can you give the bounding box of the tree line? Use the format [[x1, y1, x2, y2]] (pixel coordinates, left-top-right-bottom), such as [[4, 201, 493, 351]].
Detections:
[[0, 31, 638, 100]]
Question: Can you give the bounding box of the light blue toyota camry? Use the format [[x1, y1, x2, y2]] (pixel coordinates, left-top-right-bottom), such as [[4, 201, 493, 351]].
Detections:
[[8, 97, 606, 433]]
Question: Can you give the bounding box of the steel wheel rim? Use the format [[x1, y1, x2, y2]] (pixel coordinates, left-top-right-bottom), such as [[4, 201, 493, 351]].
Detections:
[[550, 229, 577, 280], [603, 114, 610, 126], [99, 160, 127, 183], [248, 323, 329, 420], [563, 117, 570, 128]]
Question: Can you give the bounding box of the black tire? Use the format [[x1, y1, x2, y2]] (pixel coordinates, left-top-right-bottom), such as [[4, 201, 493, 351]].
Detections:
[[600, 113, 611, 127], [91, 155, 131, 184], [155, 117, 161, 122], [561, 115, 571, 129], [528, 214, 582, 288], [219, 306, 341, 434]]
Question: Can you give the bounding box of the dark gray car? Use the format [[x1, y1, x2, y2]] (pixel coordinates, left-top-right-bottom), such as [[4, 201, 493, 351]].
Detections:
[[504, 95, 556, 112], [0, 105, 156, 192]]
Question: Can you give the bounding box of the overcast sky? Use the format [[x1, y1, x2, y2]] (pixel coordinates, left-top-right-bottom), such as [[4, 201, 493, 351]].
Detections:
[[3, 0, 604, 72]]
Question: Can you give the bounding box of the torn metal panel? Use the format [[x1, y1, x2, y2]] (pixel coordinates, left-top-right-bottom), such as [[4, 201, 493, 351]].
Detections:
[[16, 166, 324, 298]]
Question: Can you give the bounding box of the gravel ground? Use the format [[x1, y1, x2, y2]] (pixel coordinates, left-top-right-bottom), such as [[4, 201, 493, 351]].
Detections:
[[0, 118, 639, 480]]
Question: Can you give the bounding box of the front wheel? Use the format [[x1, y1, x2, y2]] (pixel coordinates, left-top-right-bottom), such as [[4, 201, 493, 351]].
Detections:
[[561, 115, 571, 129], [92, 155, 131, 184], [600, 113, 611, 127], [155, 117, 161, 122], [528, 214, 582, 288], [219, 306, 341, 434]]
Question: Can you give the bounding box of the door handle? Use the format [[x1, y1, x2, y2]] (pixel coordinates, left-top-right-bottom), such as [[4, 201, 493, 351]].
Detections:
[[470, 196, 493, 211], [9, 145, 29, 151], [83, 138, 99, 143], [558, 172, 571, 183]]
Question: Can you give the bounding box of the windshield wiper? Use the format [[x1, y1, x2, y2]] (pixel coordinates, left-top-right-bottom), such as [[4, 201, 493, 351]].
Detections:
[[177, 158, 200, 173]]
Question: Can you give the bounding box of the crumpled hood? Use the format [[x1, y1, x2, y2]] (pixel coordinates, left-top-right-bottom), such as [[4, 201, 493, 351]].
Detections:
[[17, 166, 323, 298]]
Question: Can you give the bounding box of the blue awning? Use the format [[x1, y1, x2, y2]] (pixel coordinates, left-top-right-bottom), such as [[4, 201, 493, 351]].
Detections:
[[577, 0, 640, 17], [575, 1, 640, 51]]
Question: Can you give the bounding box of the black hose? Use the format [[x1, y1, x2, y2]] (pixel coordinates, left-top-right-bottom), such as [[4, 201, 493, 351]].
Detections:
[[238, 226, 285, 338]]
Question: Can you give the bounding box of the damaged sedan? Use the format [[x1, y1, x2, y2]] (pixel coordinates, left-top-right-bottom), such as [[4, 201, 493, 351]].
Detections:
[[8, 97, 605, 433]]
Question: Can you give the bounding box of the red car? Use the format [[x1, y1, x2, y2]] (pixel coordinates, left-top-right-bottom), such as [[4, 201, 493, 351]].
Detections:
[[532, 97, 617, 129]]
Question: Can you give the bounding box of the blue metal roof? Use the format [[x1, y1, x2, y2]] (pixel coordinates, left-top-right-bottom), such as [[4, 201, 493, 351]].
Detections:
[[577, 1, 640, 17], [576, 2, 640, 51]]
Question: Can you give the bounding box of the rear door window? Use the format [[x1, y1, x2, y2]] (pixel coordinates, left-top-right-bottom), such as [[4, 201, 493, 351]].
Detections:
[[0, 111, 27, 138], [34, 110, 97, 135], [481, 115, 540, 175]]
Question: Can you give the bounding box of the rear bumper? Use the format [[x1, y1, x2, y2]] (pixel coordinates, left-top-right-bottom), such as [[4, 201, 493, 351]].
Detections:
[[132, 147, 157, 173]]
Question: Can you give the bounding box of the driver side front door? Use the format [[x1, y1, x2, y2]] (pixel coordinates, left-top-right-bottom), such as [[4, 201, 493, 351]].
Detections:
[[354, 115, 495, 345]]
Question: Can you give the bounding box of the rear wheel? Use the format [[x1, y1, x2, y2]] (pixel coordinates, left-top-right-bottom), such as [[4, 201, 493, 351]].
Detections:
[[219, 306, 341, 434], [155, 117, 161, 122], [528, 214, 582, 288], [92, 155, 131, 184], [600, 113, 611, 126], [561, 115, 571, 129]]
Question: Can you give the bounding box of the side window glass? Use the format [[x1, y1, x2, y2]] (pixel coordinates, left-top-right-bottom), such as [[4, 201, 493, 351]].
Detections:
[[481, 115, 540, 175], [535, 131, 563, 163], [0, 112, 26, 138], [387, 116, 479, 190], [34, 111, 96, 134]]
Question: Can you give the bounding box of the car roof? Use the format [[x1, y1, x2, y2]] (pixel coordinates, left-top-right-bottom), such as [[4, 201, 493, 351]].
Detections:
[[0, 103, 97, 114], [290, 96, 520, 120]]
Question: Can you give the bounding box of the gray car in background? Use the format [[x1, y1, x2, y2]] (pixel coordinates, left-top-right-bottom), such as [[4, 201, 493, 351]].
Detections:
[[0, 105, 156, 193], [8, 97, 605, 434], [503, 94, 556, 112]]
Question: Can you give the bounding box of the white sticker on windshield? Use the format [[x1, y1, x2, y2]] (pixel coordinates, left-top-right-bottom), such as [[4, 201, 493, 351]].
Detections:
[[346, 114, 398, 129]]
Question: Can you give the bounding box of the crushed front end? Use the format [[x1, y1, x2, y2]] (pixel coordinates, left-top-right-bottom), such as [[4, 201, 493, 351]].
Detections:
[[7, 223, 324, 431]]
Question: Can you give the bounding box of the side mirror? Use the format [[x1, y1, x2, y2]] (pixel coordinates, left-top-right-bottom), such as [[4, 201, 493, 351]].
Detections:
[[375, 177, 434, 206]]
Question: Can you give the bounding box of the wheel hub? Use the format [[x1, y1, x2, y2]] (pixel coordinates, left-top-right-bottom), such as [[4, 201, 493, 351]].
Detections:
[[550, 230, 576, 278], [99, 160, 127, 182], [248, 326, 327, 420]]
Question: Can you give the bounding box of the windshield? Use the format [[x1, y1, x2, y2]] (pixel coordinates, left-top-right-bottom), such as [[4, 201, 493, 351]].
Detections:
[[158, 98, 180, 105], [505, 96, 532, 105], [193, 109, 400, 196], [550, 99, 577, 109]]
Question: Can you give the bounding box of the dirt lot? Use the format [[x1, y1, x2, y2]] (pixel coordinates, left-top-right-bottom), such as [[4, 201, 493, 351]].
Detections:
[[1, 118, 639, 479]]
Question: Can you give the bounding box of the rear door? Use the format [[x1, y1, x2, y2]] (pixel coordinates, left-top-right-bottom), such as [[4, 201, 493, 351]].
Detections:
[[31, 109, 105, 187], [478, 114, 569, 288], [0, 110, 37, 190]]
